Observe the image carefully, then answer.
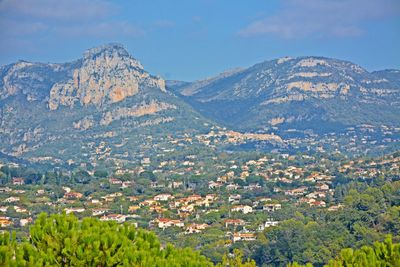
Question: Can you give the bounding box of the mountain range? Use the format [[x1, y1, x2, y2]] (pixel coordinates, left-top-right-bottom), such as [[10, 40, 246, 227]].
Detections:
[[0, 44, 399, 165], [169, 56, 400, 132]]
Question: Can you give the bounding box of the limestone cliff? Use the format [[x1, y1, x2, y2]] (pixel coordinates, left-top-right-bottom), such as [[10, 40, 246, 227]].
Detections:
[[48, 44, 165, 110], [100, 101, 176, 126], [0, 61, 70, 102]]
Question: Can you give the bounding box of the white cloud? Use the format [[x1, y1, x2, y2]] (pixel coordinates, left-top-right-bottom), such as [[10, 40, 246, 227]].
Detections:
[[0, 0, 144, 42], [0, 0, 115, 21], [238, 0, 400, 39]]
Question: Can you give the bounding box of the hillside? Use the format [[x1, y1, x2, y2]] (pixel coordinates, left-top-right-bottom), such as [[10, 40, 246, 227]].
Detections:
[[170, 57, 400, 133]]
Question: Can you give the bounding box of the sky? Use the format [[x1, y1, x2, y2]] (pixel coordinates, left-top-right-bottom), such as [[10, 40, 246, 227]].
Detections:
[[0, 0, 399, 81]]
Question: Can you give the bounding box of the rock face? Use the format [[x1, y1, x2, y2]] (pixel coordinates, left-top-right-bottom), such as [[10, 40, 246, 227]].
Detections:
[[48, 44, 165, 110], [100, 101, 176, 126], [0, 61, 72, 102], [170, 56, 400, 132]]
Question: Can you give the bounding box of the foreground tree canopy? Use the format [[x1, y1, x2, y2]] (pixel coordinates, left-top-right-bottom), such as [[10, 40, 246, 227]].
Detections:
[[0, 213, 256, 267], [288, 236, 400, 267], [0, 213, 214, 266], [0, 213, 398, 266]]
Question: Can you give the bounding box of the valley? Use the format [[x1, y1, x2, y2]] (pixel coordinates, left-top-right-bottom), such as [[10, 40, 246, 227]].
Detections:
[[0, 44, 399, 266]]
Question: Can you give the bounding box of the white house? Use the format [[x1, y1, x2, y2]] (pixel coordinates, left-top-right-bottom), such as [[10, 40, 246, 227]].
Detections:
[[92, 208, 109, 216], [233, 232, 256, 242], [3, 197, 20, 203], [100, 214, 126, 223], [154, 194, 174, 201], [258, 220, 279, 231], [231, 205, 253, 214], [64, 207, 85, 214], [20, 217, 33, 227], [152, 218, 184, 229], [263, 203, 282, 212], [228, 194, 241, 203], [0, 206, 8, 213], [14, 206, 28, 213]]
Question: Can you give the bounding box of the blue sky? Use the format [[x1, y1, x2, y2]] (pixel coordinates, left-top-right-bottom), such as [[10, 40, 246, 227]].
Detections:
[[0, 0, 399, 81]]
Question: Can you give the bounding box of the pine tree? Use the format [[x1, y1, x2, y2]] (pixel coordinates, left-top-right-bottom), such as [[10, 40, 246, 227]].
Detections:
[[0, 213, 214, 266]]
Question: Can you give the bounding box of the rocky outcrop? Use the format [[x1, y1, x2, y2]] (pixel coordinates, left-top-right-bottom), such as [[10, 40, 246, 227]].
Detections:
[[73, 116, 95, 130], [100, 101, 176, 126], [48, 44, 165, 110], [294, 58, 331, 68], [0, 61, 69, 102], [1, 61, 34, 99], [268, 117, 285, 126]]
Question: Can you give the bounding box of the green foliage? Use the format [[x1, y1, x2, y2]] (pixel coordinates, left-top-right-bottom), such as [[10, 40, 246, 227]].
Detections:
[[289, 236, 400, 267], [217, 249, 256, 267], [253, 180, 400, 266], [0, 213, 213, 266], [94, 170, 109, 178], [326, 235, 400, 267], [254, 219, 351, 266], [287, 263, 313, 267]]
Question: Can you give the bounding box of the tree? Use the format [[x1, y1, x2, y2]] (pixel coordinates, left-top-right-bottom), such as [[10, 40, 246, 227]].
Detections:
[[0, 213, 214, 266], [325, 236, 400, 267], [94, 170, 108, 178], [218, 249, 256, 267], [287, 236, 400, 267]]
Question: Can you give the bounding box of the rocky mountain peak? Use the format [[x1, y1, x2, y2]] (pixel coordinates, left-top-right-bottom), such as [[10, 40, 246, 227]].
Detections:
[[84, 43, 128, 57], [82, 43, 143, 70], [48, 44, 165, 110]]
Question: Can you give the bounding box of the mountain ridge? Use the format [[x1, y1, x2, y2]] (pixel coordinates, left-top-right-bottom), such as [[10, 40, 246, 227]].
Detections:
[[169, 56, 400, 132], [1, 44, 399, 165]]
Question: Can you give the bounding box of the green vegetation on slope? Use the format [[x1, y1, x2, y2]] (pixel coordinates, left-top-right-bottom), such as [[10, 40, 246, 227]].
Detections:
[[288, 236, 400, 267], [251, 179, 400, 266]]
